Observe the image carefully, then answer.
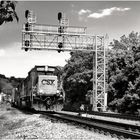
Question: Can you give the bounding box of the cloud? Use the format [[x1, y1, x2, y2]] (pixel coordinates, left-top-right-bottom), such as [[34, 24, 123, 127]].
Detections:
[[77, 9, 91, 22], [88, 7, 131, 19], [78, 9, 91, 16], [0, 49, 5, 57]]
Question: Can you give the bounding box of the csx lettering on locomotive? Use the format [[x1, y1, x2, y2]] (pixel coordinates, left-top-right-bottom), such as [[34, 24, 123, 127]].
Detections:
[[41, 79, 55, 85]]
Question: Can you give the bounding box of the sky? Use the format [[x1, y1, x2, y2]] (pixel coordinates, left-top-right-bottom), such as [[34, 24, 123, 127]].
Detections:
[[0, 1, 140, 78]]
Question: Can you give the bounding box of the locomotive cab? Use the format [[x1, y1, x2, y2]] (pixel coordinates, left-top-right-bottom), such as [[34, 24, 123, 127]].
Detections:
[[31, 65, 62, 110]]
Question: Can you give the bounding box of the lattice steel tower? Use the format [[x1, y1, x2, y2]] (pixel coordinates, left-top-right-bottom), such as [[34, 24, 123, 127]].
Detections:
[[22, 10, 107, 111]]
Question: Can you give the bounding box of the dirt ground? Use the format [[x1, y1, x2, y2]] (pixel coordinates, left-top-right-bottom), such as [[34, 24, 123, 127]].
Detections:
[[0, 103, 28, 139], [0, 103, 119, 140]]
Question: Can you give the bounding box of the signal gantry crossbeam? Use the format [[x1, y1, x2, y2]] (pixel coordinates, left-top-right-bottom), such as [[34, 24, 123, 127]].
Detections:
[[22, 11, 107, 111]]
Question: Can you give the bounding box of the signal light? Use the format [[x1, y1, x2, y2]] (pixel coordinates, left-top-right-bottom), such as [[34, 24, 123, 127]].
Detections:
[[24, 40, 29, 51], [58, 42, 63, 53], [58, 42, 63, 48], [58, 26, 64, 34], [58, 12, 62, 21], [58, 50, 61, 53], [25, 10, 30, 19], [25, 48, 28, 52], [25, 23, 30, 31], [25, 40, 30, 47]]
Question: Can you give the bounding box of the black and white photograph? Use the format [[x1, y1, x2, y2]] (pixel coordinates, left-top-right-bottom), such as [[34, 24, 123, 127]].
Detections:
[[0, 0, 140, 139]]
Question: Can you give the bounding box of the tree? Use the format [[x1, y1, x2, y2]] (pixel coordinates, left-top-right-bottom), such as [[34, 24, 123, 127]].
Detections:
[[62, 51, 94, 111], [0, 0, 19, 25], [108, 31, 140, 114]]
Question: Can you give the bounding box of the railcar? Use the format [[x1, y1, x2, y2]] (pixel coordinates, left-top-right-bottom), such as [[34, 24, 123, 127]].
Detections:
[[12, 65, 63, 111]]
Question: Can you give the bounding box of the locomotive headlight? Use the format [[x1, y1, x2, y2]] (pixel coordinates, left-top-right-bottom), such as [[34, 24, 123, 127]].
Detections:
[[39, 89, 43, 94], [56, 90, 60, 96], [56, 90, 60, 94]]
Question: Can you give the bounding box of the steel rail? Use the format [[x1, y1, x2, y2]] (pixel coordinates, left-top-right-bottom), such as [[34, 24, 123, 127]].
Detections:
[[88, 111, 140, 121], [35, 110, 140, 139], [63, 110, 140, 121]]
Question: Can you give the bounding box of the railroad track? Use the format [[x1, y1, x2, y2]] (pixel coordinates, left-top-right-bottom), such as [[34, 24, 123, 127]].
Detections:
[[63, 110, 140, 121], [33, 110, 140, 139], [87, 111, 140, 121]]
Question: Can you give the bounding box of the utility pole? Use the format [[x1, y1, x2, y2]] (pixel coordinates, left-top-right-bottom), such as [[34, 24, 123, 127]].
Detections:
[[22, 10, 107, 111]]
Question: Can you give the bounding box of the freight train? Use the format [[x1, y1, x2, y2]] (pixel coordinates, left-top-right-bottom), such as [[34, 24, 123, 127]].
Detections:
[[11, 65, 63, 111]]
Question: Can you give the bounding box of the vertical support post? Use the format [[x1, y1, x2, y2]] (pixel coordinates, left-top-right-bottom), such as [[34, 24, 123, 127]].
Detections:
[[30, 72, 34, 109], [22, 34, 23, 49], [92, 35, 97, 111], [92, 35, 106, 111], [96, 36, 106, 111], [103, 36, 106, 111], [30, 34, 33, 49], [30, 23, 33, 49]]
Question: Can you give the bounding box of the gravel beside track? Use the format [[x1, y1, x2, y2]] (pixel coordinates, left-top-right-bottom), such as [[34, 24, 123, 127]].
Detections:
[[0, 105, 119, 140], [50, 111, 140, 139]]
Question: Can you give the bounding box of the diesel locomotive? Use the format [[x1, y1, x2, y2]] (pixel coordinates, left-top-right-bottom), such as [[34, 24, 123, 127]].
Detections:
[[11, 65, 63, 111]]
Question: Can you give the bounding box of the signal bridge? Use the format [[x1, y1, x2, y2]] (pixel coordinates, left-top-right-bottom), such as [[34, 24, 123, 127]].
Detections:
[[22, 10, 108, 111]]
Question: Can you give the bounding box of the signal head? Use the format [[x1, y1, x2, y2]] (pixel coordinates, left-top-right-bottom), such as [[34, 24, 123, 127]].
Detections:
[[58, 50, 61, 53], [25, 48, 28, 52], [25, 23, 30, 31], [58, 12, 62, 21], [58, 42, 63, 48], [25, 40, 30, 47], [25, 10, 30, 19]]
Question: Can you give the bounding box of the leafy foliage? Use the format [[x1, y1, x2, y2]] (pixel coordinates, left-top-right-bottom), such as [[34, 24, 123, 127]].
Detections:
[[63, 51, 94, 111], [0, 74, 23, 94], [0, 0, 19, 25], [108, 31, 140, 114]]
